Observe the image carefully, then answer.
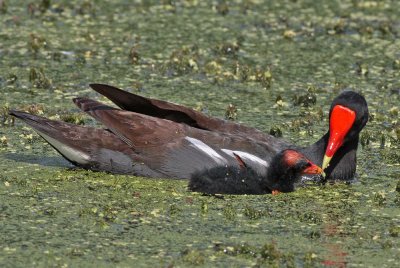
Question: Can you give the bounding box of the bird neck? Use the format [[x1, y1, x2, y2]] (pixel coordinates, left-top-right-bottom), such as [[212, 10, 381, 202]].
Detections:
[[301, 133, 359, 181]]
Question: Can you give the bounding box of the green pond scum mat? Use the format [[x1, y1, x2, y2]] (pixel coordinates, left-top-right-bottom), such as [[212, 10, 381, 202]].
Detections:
[[0, 0, 399, 267]]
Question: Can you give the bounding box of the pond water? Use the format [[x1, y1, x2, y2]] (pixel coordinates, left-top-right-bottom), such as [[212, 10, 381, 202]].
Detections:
[[0, 0, 399, 267]]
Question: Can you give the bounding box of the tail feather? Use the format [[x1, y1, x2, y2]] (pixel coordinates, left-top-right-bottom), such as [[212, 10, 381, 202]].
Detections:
[[9, 110, 164, 177], [10, 110, 92, 166]]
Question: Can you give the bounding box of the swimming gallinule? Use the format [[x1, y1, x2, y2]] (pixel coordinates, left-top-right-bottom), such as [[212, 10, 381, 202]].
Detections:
[[88, 84, 369, 181], [10, 98, 286, 179], [9, 84, 368, 185], [10, 108, 322, 193], [189, 149, 323, 194]]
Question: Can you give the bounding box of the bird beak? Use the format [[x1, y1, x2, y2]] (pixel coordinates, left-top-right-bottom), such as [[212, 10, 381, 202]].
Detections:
[[272, 190, 280, 195], [302, 162, 323, 175], [322, 105, 356, 170]]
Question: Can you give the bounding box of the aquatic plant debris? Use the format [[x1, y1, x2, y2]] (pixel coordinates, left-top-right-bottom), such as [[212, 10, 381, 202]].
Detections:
[[1, 0, 400, 267]]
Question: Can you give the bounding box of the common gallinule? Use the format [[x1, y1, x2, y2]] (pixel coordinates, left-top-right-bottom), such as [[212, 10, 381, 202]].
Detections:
[[10, 84, 368, 184], [88, 84, 369, 181], [10, 100, 287, 180], [189, 149, 323, 194]]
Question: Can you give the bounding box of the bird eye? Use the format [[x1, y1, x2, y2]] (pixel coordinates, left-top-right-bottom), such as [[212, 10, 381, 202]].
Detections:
[[295, 160, 311, 170], [304, 162, 312, 168]]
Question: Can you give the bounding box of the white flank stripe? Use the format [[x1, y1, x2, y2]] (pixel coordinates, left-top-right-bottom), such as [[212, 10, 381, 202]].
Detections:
[[185, 137, 226, 164], [37, 130, 90, 164], [221, 149, 268, 167]]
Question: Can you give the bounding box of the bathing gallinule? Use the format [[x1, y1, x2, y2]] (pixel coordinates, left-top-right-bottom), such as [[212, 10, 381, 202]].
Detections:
[[189, 149, 323, 194], [88, 84, 369, 181], [10, 85, 368, 184]]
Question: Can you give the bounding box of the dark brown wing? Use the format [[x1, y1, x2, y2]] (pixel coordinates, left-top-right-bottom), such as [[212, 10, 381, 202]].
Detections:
[[89, 83, 202, 128], [73, 97, 280, 178], [89, 83, 290, 149], [73, 97, 189, 153]]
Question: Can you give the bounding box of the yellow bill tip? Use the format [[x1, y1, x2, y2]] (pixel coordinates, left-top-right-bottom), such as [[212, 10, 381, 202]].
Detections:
[[322, 155, 332, 170]]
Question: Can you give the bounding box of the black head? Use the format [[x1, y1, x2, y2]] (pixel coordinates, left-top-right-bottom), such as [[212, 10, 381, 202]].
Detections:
[[266, 149, 323, 193], [329, 91, 368, 142], [322, 91, 369, 170]]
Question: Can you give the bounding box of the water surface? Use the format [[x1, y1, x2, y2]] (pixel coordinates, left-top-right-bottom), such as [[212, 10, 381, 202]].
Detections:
[[1, 0, 399, 267]]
